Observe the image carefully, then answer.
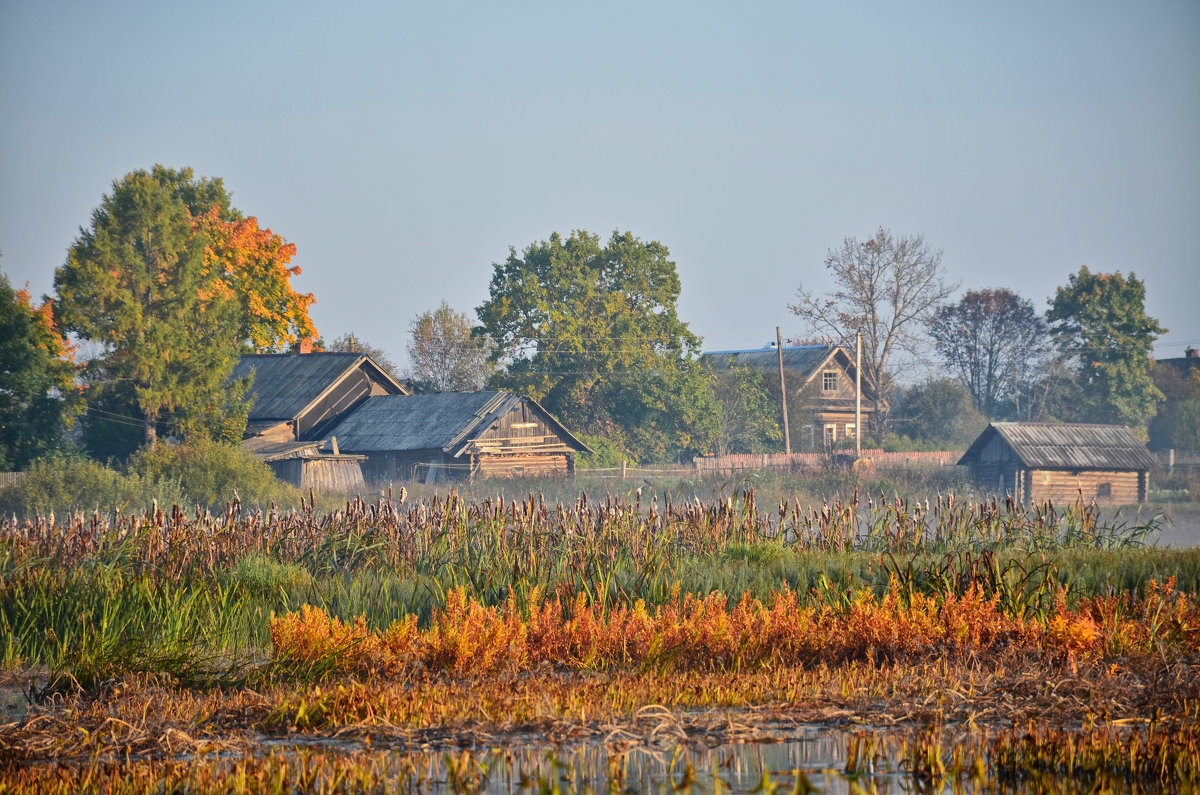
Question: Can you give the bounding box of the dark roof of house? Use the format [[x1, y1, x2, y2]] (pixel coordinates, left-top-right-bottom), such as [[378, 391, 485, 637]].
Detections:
[[230, 353, 405, 422], [1157, 353, 1200, 377], [958, 422, 1159, 471], [701, 344, 837, 376], [324, 391, 590, 456]]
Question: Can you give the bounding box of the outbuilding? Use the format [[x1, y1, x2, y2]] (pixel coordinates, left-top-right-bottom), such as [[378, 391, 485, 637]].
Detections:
[[323, 391, 591, 484], [958, 422, 1158, 506]]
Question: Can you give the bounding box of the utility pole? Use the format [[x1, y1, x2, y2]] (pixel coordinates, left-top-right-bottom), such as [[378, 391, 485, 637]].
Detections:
[[855, 330, 862, 458], [777, 326, 791, 454]]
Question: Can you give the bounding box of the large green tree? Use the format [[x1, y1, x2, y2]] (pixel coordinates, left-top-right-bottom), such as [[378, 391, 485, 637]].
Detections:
[[55, 168, 242, 447], [0, 269, 80, 469], [476, 230, 717, 462], [1046, 267, 1165, 427], [711, 366, 781, 456]]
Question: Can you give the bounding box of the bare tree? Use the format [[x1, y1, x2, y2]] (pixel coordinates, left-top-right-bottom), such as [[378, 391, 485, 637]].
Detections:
[[326, 333, 401, 380], [789, 228, 954, 426], [406, 301, 496, 392]]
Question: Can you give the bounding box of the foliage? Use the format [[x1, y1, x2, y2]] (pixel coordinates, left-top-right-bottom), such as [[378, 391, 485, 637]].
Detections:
[[890, 377, 987, 447], [1047, 267, 1166, 427], [54, 167, 244, 446], [405, 300, 495, 391], [575, 434, 627, 469], [0, 455, 182, 516], [192, 208, 315, 352], [326, 332, 401, 381], [0, 271, 80, 470], [127, 437, 291, 508], [476, 230, 717, 462], [711, 366, 782, 456], [927, 288, 1051, 418], [1148, 364, 1200, 452], [789, 228, 955, 426]]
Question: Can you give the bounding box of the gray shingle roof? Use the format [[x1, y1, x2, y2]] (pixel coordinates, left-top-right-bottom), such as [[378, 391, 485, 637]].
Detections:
[[701, 345, 836, 376], [324, 392, 510, 453], [231, 353, 401, 422], [959, 422, 1159, 471]]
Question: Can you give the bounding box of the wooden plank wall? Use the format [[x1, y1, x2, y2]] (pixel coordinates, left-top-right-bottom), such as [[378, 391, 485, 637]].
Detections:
[[269, 458, 367, 493], [1028, 469, 1142, 505], [476, 453, 570, 478]]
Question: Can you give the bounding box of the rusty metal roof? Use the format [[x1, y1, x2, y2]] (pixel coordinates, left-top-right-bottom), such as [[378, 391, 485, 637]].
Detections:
[[958, 422, 1159, 471]]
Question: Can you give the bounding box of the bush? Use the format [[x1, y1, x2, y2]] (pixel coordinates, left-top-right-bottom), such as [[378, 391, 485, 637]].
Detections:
[[127, 438, 295, 508], [0, 455, 182, 517]]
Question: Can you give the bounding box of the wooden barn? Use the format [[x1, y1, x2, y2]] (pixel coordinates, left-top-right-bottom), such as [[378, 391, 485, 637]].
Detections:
[[323, 391, 591, 484], [701, 343, 881, 448], [958, 422, 1158, 506], [232, 352, 408, 491]]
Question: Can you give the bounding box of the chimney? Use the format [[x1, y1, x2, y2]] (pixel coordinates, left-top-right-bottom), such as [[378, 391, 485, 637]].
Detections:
[[298, 338, 313, 354], [1187, 347, 1198, 359]]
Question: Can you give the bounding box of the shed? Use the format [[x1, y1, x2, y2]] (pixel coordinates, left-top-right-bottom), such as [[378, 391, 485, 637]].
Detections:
[[958, 422, 1158, 505], [324, 391, 591, 484], [239, 435, 367, 493]]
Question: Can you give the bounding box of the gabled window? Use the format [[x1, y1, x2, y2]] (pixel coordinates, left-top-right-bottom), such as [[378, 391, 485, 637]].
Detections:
[[822, 371, 837, 391]]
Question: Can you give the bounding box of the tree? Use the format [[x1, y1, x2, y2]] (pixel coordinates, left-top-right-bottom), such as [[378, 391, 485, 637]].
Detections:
[[790, 228, 954, 426], [711, 367, 781, 456], [1046, 267, 1165, 427], [476, 230, 717, 462], [326, 332, 401, 380], [890, 377, 987, 448], [194, 209, 316, 352], [55, 167, 243, 446], [0, 270, 80, 469], [406, 301, 495, 391], [1148, 363, 1200, 452], [927, 288, 1050, 418]]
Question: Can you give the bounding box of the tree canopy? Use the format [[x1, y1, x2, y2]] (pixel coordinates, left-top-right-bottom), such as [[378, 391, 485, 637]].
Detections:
[[476, 230, 716, 462], [1047, 267, 1165, 427], [406, 301, 495, 392], [0, 270, 80, 469], [54, 166, 310, 448], [927, 288, 1050, 418]]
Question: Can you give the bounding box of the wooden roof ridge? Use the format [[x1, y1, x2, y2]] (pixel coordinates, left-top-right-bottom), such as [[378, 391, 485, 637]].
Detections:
[[447, 394, 593, 457], [294, 354, 407, 422]]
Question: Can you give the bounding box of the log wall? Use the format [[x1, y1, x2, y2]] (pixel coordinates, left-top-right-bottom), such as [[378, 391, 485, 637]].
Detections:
[[1028, 469, 1143, 505]]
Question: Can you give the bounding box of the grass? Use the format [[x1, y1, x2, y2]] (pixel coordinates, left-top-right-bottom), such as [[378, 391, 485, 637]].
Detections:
[[0, 489, 1197, 791]]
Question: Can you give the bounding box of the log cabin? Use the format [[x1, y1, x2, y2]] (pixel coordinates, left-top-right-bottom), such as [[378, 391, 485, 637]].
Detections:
[[700, 344, 880, 449], [322, 391, 591, 484], [958, 422, 1158, 506]]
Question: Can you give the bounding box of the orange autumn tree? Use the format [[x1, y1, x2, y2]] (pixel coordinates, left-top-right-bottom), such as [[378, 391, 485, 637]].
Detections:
[[1, 270, 80, 468], [195, 208, 316, 352]]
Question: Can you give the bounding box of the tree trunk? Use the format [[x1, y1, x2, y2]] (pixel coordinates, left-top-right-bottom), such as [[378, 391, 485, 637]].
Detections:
[[144, 408, 157, 447]]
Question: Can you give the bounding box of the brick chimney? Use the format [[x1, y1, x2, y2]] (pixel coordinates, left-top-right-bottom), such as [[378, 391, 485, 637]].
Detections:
[[298, 338, 313, 354], [1187, 347, 1198, 359]]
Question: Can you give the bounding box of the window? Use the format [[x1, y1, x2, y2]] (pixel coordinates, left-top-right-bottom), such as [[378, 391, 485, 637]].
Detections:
[[824, 424, 836, 444], [823, 371, 837, 391], [844, 424, 855, 439], [1097, 483, 1112, 498]]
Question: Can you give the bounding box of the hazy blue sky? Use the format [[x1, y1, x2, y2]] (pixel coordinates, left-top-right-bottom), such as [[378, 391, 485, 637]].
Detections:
[[3, 1, 1197, 369]]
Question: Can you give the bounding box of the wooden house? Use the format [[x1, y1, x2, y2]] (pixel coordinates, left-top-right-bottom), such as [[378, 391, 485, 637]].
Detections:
[[958, 422, 1158, 506], [323, 391, 591, 484], [701, 344, 880, 449], [231, 352, 407, 491]]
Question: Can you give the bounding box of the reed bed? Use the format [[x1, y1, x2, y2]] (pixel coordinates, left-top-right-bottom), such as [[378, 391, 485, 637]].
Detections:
[[0, 490, 1196, 791]]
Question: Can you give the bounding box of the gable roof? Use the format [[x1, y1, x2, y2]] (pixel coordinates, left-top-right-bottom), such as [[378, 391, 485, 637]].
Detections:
[[700, 344, 877, 394], [324, 391, 590, 456], [231, 353, 406, 422], [959, 422, 1159, 471]]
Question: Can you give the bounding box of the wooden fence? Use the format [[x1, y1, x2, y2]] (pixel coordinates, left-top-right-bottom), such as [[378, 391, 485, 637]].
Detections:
[[0, 473, 26, 489], [693, 450, 963, 476]]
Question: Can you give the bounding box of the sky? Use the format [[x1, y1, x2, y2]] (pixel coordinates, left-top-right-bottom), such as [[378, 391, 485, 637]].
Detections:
[[2, 1, 1198, 371]]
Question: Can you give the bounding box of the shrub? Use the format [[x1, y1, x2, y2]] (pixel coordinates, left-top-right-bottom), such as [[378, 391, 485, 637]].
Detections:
[[0, 455, 182, 517], [127, 438, 294, 508]]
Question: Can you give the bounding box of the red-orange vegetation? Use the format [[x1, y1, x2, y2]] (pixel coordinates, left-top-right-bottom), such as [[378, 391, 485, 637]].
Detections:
[[269, 583, 1199, 680]]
